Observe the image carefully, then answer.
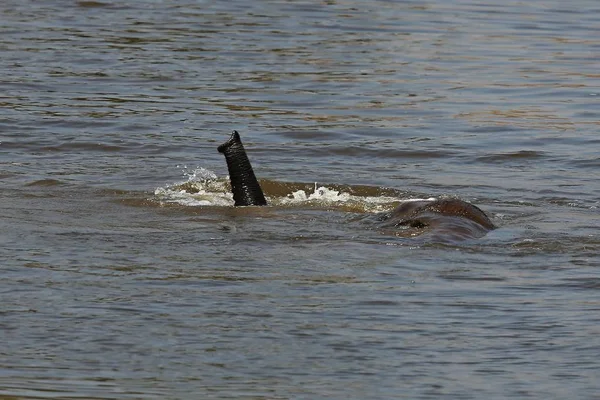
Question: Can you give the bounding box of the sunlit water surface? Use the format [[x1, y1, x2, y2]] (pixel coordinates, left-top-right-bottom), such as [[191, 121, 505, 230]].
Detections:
[[1, 0, 599, 399]]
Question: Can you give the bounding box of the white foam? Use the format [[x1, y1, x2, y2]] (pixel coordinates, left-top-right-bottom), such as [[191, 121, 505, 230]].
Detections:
[[155, 170, 435, 211], [275, 183, 434, 213], [155, 167, 234, 207], [279, 185, 352, 204]]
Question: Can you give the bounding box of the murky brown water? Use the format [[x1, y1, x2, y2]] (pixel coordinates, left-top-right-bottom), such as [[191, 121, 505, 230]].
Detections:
[[2, 0, 599, 398]]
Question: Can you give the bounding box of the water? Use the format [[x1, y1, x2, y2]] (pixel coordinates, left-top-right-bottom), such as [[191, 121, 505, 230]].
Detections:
[[1, 0, 599, 398]]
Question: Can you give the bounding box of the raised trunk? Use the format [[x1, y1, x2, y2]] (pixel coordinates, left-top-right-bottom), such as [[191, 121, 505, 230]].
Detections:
[[217, 131, 267, 206]]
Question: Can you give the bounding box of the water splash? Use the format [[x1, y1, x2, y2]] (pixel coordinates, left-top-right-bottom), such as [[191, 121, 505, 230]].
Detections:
[[154, 167, 234, 206], [274, 183, 406, 212], [155, 168, 434, 212]]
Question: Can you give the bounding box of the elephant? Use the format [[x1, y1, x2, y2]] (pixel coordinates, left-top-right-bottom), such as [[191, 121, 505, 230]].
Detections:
[[218, 131, 495, 239]]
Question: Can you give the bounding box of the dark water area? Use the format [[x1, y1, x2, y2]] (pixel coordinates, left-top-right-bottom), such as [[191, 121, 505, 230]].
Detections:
[[1, 0, 599, 398]]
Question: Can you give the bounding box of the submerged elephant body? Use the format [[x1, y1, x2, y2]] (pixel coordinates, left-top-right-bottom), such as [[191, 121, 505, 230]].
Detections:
[[374, 198, 494, 239], [218, 131, 495, 239]]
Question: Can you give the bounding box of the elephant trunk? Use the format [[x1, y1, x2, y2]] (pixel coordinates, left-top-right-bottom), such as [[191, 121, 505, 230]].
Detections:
[[218, 131, 267, 206]]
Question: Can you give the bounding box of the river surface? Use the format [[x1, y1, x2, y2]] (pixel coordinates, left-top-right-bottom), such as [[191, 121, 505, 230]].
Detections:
[[1, 0, 599, 399]]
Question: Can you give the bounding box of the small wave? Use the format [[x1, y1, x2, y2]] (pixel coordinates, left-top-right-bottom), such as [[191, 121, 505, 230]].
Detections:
[[476, 150, 546, 163], [41, 142, 125, 152], [25, 179, 65, 187]]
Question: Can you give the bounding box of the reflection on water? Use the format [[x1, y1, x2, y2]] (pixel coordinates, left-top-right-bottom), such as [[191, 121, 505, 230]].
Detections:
[[1, 0, 599, 398]]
